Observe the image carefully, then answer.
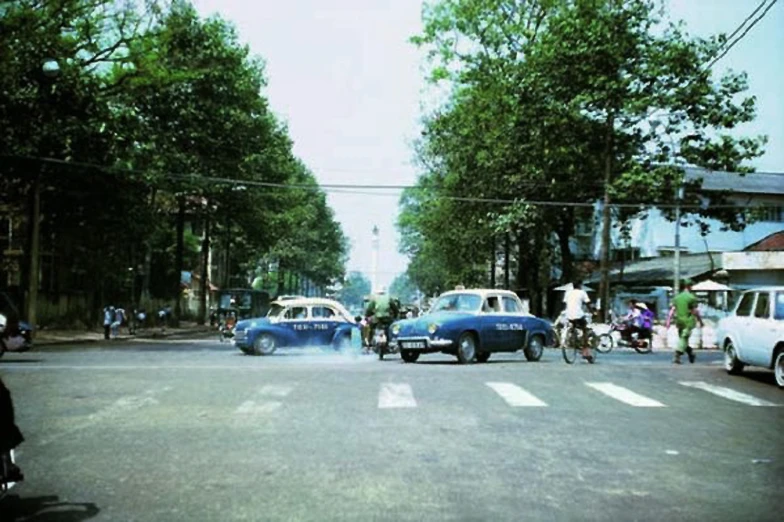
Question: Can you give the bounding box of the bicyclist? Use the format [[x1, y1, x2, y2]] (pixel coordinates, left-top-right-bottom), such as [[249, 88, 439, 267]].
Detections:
[[563, 280, 594, 362]]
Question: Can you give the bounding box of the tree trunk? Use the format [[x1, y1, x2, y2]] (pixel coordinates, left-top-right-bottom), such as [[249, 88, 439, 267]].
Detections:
[[489, 235, 496, 288], [276, 267, 285, 297], [198, 212, 210, 325], [140, 188, 157, 305], [223, 217, 231, 288], [556, 211, 575, 284], [504, 233, 510, 290], [173, 195, 185, 327], [598, 113, 614, 323]]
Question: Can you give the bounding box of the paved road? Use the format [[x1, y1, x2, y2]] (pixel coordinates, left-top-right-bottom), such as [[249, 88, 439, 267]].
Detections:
[[1, 339, 782, 521]]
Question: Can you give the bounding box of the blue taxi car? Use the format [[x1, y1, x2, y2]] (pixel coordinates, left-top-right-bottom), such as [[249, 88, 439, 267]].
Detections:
[[233, 297, 359, 355], [390, 289, 554, 364]]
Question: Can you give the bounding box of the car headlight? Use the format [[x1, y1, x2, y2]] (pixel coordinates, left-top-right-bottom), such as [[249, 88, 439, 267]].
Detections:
[[391, 324, 400, 335], [428, 323, 438, 334]]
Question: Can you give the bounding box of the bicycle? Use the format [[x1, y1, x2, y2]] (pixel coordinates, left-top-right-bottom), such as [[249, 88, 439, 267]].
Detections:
[[562, 319, 597, 364]]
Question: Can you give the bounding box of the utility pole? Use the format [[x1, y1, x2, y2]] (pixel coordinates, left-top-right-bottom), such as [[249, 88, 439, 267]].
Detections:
[[504, 233, 510, 290], [598, 113, 615, 323], [26, 176, 41, 333], [673, 185, 684, 296]]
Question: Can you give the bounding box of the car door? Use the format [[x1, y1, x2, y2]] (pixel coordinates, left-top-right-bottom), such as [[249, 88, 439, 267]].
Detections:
[[747, 291, 779, 367], [310, 305, 341, 346], [732, 292, 757, 363], [479, 295, 504, 351], [282, 305, 311, 346], [501, 295, 527, 351]]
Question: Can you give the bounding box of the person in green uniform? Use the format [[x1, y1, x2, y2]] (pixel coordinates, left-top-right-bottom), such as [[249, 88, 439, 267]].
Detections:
[[665, 279, 704, 364], [364, 287, 399, 344]]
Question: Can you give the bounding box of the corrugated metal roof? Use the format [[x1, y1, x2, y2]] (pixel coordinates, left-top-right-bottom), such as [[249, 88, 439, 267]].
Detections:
[[587, 253, 721, 285], [684, 166, 784, 195]]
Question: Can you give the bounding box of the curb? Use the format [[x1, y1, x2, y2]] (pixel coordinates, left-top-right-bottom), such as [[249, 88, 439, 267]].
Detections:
[[32, 328, 214, 348]]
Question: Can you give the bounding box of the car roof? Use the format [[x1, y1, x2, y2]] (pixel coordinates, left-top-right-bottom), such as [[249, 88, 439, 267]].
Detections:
[[271, 297, 352, 315], [437, 289, 521, 299], [739, 286, 784, 293]]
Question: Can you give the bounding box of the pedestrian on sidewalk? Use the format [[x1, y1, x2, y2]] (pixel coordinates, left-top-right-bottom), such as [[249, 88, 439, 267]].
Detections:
[[103, 306, 115, 340], [111, 307, 126, 339], [665, 279, 704, 364], [0, 377, 24, 484]]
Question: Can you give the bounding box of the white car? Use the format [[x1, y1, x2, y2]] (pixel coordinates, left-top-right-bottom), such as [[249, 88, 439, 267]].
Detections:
[[716, 286, 784, 388]]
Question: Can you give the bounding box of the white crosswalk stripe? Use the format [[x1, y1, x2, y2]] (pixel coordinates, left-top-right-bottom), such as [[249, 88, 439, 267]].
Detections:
[[234, 384, 295, 416], [585, 382, 666, 407], [679, 381, 780, 407], [486, 382, 547, 407], [378, 383, 417, 409]]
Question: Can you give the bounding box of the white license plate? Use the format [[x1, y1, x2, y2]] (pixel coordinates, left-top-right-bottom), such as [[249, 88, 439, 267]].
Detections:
[[403, 341, 426, 349]]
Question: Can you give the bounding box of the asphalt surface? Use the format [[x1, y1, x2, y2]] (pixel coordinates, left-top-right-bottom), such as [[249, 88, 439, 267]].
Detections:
[[1, 338, 782, 522]]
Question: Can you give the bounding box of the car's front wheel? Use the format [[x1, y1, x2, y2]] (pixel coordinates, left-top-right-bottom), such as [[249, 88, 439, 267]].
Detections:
[[774, 350, 784, 389], [253, 333, 277, 356], [401, 350, 419, 363], [724, 340, 744, 375], [456, 332, 477, 364], [524, 335, 544, 362]]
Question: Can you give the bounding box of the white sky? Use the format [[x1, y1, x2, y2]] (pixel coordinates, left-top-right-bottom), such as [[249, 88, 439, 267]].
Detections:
[[192, 0, 784, 289]]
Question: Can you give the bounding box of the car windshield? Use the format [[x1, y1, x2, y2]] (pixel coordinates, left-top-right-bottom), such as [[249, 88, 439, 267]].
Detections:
[[430, 293, 482, 313], [267, 304, 286, 318]]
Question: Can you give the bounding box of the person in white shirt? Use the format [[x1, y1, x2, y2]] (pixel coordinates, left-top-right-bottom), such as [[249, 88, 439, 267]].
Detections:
[[563, 280, 594, 361]]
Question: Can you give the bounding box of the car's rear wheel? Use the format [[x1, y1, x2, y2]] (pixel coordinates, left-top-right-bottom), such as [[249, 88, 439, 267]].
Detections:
[[774, 350, 784, 389], [253, 333, 277, 356], [456, 333, 477, 364], [401, 350, 419, 363], [476, 351, 491, 363], [724, 340, 744, 375]]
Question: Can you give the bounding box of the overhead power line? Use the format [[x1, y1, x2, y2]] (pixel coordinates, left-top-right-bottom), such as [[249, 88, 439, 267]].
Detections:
[[704, 0, 779, 71], [2, 154, 777, 211]]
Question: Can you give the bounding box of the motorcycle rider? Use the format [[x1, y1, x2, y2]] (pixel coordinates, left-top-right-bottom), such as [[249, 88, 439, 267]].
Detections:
[[364, 287, 399, 354]]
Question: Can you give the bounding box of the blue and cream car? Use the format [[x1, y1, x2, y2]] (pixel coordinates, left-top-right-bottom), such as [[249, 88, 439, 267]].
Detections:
[[234, 297, 359, 355], [390, 289, 554, 364]]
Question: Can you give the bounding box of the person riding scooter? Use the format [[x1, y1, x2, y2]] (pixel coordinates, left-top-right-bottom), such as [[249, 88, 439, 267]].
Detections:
[[364, 287, 400, 356]]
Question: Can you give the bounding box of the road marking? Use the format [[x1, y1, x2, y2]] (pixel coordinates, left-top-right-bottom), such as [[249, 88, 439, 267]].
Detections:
[[39, 386, 173, 445], [486, 382, 547, 407], [378, 383, 417, 409], [234, 384, 295, 415], [679, 381, 780, 406], [585, 382, 665, 407]]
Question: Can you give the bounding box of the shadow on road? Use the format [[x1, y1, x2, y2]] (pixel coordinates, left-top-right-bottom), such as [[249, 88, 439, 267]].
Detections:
[[735, 369, 778, 387], [0, 495, 99, 522]]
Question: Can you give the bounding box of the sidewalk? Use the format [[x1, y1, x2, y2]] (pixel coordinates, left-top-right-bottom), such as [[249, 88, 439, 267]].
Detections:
[[32, 321, 215, 347]]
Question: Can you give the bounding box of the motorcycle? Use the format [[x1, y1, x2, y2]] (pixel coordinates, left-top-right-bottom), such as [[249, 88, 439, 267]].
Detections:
[[372, 323, 398, 360], [0, 312, 32, 358], [596, 320, 653, 354], [218, 313, 237, 343]]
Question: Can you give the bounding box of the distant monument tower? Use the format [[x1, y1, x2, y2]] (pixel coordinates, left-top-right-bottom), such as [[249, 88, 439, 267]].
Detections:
[[371, 225, 380, 293]]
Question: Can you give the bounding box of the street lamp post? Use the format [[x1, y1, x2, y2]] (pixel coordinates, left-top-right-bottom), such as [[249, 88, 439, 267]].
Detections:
[[26, 58, 60, 335]]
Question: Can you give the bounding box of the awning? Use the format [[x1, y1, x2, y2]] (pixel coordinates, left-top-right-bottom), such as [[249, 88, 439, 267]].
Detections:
[[691, 279, 733, 291]]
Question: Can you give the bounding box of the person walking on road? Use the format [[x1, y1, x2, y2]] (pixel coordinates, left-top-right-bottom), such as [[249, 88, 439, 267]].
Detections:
[[111, 307, 126, 339], [665, 279, 704, 364], [103, 306, 114, 340]]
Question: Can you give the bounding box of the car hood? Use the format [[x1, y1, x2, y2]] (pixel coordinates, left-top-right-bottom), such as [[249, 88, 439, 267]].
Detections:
[[235, 317, 270, 330], [396, 311, 474, 336]]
